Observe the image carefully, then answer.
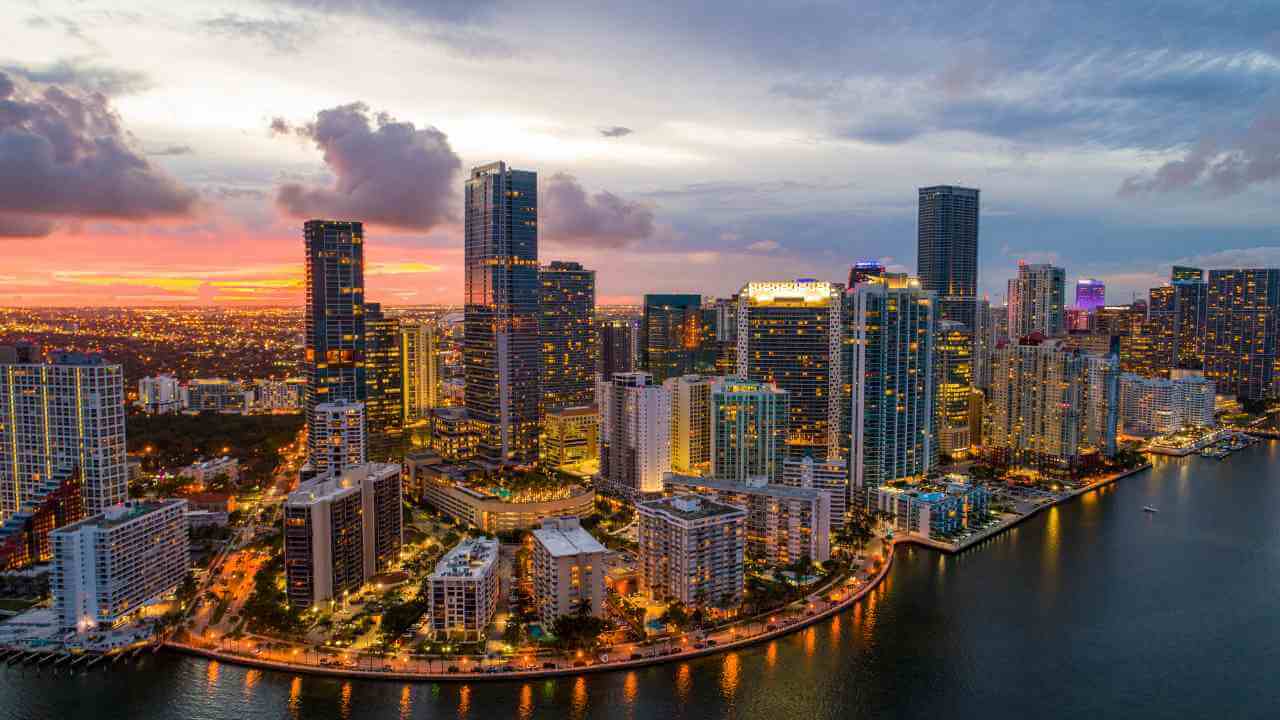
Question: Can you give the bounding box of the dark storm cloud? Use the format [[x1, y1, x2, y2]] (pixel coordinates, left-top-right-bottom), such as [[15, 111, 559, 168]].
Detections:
[[1, 58, 150, 96], [0, 71, 198, 237], [542, 173, 655, 249], [273, 102, 461, 230], [201, 13, 308, 53], [599, 126, 633, 138], [1119, 113, 1280, 196]]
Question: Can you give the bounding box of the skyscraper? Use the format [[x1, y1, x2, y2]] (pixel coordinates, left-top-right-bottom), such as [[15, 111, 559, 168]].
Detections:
[[363, 303, 403, 461], [1205, 269, 1280, 401], [848, 275, 936, 503], [400, 321, 440, 423], [917, 185, 979, 328], [1171, 266, 1204, 283], [310, 400, 367, 476], [464, 162, 541, 464], [598, 372, 671, 500], [848, 260, 887, 288], [935, 320, 974, 455], [642, 294, 704, 383], [738, 280, 843, 461], [540, 261, 596, 411], [597, 318, 639, 379], [1007, 262, 1067, 338], [0, 352, 126, 520], [665, 374, 716, 476], [973, 297, 997, 390], [304, 220, 366, 467], [1075, 278, 1106, 312], [710, 378, 788, 484]]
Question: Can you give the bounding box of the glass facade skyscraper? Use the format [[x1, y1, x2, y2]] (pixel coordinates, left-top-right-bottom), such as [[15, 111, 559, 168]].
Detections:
[[363, 302, 403, 461], [917, 186, 979, 329], [598, 318, 638, 379], [1075, 279, 1106, 312], [540, 261, 596, 411], [464, 162, 541, 464], [1205, 269, 1280, 401], [304, 219, 366, 468], [710, 378, 788, 484], [642, 294, 706, 383]]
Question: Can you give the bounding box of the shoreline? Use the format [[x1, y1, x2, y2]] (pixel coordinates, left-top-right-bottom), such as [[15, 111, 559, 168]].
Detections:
[[900, 463, 1154, 554], [163, 544, 897, 683]]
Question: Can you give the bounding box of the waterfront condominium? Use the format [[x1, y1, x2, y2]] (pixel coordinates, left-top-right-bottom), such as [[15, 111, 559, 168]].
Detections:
[[1075, 279, 1107, 313], [363, 303, 403, 461], [637, 494, 746, 607], [540, 261, 597, 412], [597, 372, 671, 500], [427, 536, 499, 640], [282, 462, 403, 609], [0, 352, 126, 520], [399, 321, 440, 423], [781, 456, 849, 529], [51, 499, 189, 631], [642, 294, 706, 383], [308, 400, 367, 477], [530, 516, 608, 624], [665, 374, 717, 476], [917, 185, 979, 329], [737, 280, 843, 461], [848, 275, 936, 504], [935, 320, 974, 456], [304, 220, 366, 467], [709, 378, 788, 484], [1118, 373, 1216, 437], [1204, 269, 1279, 401], [665, 474, 830, 566], [464, 162, 541, 465], [1007, 262, 1067, 338], [1148, 275, 1209, 374], [597, 317, 639, 379], [1082, 353, 1121, 456]]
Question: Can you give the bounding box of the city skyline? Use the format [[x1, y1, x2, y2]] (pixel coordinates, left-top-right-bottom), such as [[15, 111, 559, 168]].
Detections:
[[2, 2, 1279, 307]]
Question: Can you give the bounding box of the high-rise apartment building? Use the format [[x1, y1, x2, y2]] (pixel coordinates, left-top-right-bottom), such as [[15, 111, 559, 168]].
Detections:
[[1118, 373, 1216, 437], [935, 320, 974, 455], [540, 261, 596, 411], [1171, 266, 1204, 283], [304, 220, 366, 466], [781, 456, 849, 529], [464, 162, 541, 464], [973, 297, 997, 390], [51, 499, 188, 631], [597, 318, 639, 379], [1205, 269, 1280, 401], [598, 372, 671, 500], [0, 353, 126, 520], [1075, 279, 1107, 312], [282, 463, 402, 609], [848, 275, 935, 503], [137, 374, 181, 414], [642, 294, 705, 383], [531, 516, 608, 624], [737, 280, 842, 461], [400, 321, 440, 422], [665, 374, 717, 475], [309, 400, 367, 476], [917, 185, 979, 328], [666, 474, 830, 565], [1008, 262, 1067, 338], [709, 378, 788, 484], [363, 303, 403, 461], [1081, 354, 1120, 457], [638, 494, 745, 607]]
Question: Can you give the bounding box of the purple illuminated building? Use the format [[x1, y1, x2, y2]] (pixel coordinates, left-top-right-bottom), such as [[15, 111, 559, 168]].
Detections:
[[1075, 279, 1106, 313]]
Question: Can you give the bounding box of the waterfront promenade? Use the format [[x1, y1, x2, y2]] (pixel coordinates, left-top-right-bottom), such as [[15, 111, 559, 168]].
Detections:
[[164, 544, 897, 683]]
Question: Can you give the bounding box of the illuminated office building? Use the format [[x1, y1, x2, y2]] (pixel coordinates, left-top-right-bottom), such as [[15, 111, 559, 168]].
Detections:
[[363, 303, 403, 461], [642, 294, 704, 383], [1204, 269, 1280, 401], [598, 318, 639, 379], [917, 185, 979, 328], [935, 320, 974, 455], [1075, 278, 1106, 312], [540, 261, 596, 411]]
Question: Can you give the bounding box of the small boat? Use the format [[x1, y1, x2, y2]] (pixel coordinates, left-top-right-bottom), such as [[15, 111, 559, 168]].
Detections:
[[1143, 506, 1159, 513]]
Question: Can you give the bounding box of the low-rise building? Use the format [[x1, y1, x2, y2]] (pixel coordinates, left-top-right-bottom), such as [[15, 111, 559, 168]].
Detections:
[[182, 378, 251, 413], [638, 494, 746, 608], [871, 480, 990, 541], [406, 460, 595, 533], [51, 499, 189, 632], [282, 463, 402, 609], [531, 516, 608, 624], [177, 456, 239, 488], [541, 406, 600, 467], [665, 474, 830, 565], [427, 536, 499, 640]]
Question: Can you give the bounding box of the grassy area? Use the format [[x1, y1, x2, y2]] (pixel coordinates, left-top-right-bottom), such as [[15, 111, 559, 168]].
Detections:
[[128, 412, 303, 489]]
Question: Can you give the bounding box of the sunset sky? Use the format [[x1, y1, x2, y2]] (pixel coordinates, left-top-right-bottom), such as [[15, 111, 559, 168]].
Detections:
[[3, 1, 1279, 306]]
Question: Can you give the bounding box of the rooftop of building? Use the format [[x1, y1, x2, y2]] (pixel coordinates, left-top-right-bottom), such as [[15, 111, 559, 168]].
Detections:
[[432, 536, 499, 578], [639, 493, 746, 522], [665, 473, 823, 501], [545, 405, 598, 419], [532, 518, 607, 557], [54, 499, 184, 533]]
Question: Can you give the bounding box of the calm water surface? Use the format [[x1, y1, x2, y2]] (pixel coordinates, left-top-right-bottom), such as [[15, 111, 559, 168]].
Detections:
[[3, 440, 1278, 719]]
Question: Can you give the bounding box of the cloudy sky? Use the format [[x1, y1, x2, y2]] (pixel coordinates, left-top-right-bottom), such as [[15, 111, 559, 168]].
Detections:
[[3, 0, 1279, 306]]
